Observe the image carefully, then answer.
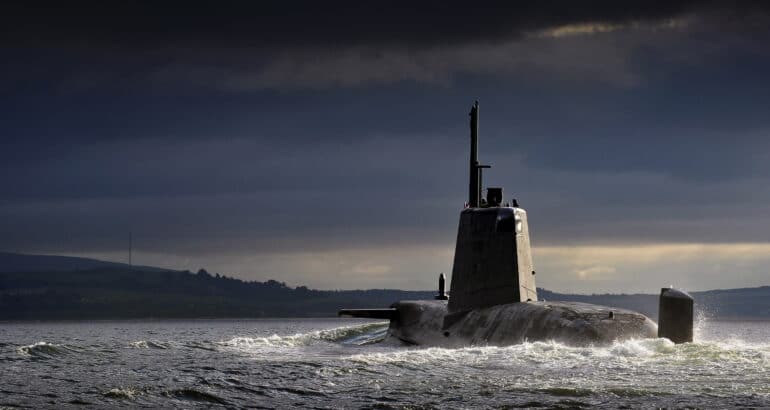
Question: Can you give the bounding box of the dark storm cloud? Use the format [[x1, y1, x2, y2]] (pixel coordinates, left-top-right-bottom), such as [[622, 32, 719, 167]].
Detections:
[[2, 1, 769, 93], [3, 122, 770, 256], [3, 0, 770, 289], [0, 1, 710, 49]]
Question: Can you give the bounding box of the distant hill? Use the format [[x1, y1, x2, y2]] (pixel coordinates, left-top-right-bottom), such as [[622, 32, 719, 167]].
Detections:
[[1, 252, 769, 320], [0, 252, 169, 273], [0, 267, 432, 320]]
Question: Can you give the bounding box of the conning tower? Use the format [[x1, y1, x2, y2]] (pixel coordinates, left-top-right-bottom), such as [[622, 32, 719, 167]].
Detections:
[[448, 102, 537, 313]]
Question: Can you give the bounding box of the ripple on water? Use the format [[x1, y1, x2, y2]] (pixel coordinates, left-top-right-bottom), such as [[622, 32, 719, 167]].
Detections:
[[163, 388, 228, 405]]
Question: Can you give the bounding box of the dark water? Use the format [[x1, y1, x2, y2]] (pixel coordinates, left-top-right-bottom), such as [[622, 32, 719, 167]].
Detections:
[[1, 318, 769, 408]]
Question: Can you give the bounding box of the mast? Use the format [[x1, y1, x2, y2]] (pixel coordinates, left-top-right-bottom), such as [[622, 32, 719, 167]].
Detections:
[[468, 101, 489, 207], [469, 101, 480, 207]]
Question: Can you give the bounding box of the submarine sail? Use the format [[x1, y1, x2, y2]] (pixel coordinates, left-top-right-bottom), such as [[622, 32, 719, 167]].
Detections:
[[449, 101, 537, 314]]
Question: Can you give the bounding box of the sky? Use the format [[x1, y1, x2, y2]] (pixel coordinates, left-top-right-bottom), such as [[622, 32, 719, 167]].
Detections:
[[2, 2, 770, 294]]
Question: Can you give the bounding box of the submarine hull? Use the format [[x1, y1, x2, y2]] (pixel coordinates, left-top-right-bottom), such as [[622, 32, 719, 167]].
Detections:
[[388, 300, 657, 347]]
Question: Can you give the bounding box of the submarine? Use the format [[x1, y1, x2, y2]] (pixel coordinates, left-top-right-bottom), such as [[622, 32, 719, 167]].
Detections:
[[340, 102, 694, 347]]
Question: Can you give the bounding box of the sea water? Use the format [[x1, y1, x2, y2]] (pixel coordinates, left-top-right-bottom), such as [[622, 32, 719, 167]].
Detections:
[[1, 318, 769, 408]]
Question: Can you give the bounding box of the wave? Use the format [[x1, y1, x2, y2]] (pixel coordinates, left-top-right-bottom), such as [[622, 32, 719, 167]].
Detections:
[[163, 388, 228, 405], [221, 322, 389, 349], [104, 387, 138, 400], [17, 342, 79, 359], [184, 341, 218, 351], [129, 340, 219, 351], [129, 340, 170, 349]]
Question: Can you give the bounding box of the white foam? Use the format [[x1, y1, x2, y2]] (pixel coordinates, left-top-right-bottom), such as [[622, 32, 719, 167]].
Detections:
[[346, 337, 769, 369], [220, 322, 389, 350], [129, 341, 150, 349], [609, 338, 675, 357], [17, 341, 73, 358], [104, 387, 138, 400]]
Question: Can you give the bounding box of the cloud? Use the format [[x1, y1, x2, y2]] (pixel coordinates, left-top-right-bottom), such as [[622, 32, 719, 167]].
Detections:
[[76, 245, 454, 290], [4, 129, 769, 292], [203, 34, 644, 91], [4, 130, 770, 255], [532, 17, 690, 39], [0, 2, 703, 49], [574, 265, 617, 279], [3, 2, 770, 292], [535, 243, 770, 294], [71, 242, 770, 293], [352, 263, 393, 276], [536, 22, 626, 38], [4, 2, 769, 92]]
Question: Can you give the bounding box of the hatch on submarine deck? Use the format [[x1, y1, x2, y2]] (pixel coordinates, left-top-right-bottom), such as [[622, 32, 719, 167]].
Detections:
[[339, 101, 692, 347]]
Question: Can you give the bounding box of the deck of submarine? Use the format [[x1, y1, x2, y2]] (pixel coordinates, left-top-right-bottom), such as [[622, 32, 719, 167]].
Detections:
[[388, 300, 658, 347]]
